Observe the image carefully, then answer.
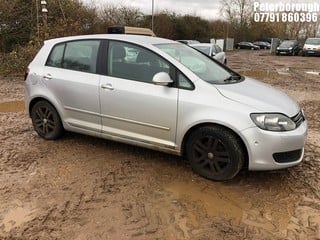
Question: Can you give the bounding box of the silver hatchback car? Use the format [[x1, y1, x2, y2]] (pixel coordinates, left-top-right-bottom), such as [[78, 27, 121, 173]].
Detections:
[[25, 34, 307, 181]]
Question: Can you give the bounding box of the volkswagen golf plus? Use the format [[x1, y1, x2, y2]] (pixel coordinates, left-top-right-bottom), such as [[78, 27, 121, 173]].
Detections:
[[25, 34, 307, 181]]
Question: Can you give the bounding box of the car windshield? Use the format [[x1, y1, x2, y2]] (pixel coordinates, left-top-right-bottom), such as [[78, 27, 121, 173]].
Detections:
[[191, 45, 210, 55], [280, 41, 295, 47], [155, 43, 240, 84], [305, 38, 320, 45]]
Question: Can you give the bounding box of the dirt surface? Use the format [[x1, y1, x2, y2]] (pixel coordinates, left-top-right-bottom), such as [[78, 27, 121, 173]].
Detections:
[[0, 51, 320, 240]]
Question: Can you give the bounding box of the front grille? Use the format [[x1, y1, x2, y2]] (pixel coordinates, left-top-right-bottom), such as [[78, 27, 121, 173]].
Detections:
[[291, 110, 305, 128], [273, 149, 303, 163]]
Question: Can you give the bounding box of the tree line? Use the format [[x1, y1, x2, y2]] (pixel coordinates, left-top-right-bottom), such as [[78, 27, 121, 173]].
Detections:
[[0, 0, 319, 53]]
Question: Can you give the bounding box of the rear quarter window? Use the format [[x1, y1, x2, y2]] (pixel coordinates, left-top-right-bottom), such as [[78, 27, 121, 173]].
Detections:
[[46, 44, 65, 68]]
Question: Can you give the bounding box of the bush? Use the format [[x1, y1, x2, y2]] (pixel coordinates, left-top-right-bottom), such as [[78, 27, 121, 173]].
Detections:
[[0, 42, 41, 76]]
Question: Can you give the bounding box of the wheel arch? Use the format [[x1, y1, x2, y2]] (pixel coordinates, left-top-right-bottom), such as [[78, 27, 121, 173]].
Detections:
[[181, 122, 249, 169], [28, 97, 61, 118]]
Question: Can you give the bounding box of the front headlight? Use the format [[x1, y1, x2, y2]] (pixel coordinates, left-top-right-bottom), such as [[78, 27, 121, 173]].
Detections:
[[250, 113, 296, 131], [289, 47, 293, 50]]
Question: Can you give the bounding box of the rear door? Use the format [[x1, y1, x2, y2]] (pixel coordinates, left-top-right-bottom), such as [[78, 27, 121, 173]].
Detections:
[[99, 40, 178, 148], [43, 40, 101, 133]]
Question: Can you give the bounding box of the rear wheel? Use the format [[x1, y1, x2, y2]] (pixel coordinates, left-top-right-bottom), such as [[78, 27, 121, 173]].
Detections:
[[186, 126, 244, 181], [31, 101, 64, 140]]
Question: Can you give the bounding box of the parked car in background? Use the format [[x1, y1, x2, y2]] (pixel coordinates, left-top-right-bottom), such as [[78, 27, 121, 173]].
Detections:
[[253, 41, 271, 49], [302, 38, 320, 56], [25, 34, 307, 181], [190, 43, 227, 64], [177, 40, 200, 45], [276, 40, 301, 56], [256, 38, 272, 44], [235, 42, 260, 50]]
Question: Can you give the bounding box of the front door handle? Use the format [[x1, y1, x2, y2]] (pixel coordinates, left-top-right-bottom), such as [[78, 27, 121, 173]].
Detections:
[[101, 83, 114, 90]]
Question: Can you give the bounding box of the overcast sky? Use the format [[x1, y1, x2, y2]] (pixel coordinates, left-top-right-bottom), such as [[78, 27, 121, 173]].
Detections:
[[83, 0, 320, 20], [83, 0, 222, 20]]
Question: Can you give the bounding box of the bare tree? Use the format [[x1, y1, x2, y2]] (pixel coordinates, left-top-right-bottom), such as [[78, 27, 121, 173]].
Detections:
[[220, 0, 253, 41], [99, 4, 143, 27], [221, 0, 253, 23]]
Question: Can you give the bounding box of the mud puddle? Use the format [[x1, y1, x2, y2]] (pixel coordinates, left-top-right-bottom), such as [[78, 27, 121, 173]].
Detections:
[[1, 205, 35, 232], [0, 100, 24, 113], [165, 180, 296, 236]]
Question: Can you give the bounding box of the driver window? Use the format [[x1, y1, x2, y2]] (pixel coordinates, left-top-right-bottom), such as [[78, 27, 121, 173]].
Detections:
[[108, 41, 172, 83]]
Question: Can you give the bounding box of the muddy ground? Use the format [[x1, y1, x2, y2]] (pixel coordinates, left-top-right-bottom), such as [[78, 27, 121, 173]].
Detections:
[[0, 51, 319, 240]]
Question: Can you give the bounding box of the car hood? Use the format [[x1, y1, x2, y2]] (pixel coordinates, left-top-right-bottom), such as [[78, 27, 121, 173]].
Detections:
[[304, 43, 320, 49], [215, 77, 299, 116]]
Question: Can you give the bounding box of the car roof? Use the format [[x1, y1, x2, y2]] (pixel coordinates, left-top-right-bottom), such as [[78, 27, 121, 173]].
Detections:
[[44, 34, 175, 46]]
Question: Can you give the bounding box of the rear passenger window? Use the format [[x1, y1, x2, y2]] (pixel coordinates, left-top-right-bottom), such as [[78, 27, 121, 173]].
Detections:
[[46, 40, 100, 74]]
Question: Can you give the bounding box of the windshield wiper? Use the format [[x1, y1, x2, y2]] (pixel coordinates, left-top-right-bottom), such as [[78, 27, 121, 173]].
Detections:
[[224, 75, 241, 82]]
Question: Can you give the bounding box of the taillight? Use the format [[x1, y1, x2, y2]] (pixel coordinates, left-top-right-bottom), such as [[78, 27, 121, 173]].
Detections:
[[24, 68, 29, 81]]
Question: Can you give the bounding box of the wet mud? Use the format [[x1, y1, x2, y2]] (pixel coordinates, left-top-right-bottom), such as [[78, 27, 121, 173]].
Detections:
[[0, 51, 320, 239]]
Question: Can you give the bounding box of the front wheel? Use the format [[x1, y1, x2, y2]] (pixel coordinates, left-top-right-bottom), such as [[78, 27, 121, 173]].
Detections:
[[186, 126, 244, 181], [31, 101, 64, 140]]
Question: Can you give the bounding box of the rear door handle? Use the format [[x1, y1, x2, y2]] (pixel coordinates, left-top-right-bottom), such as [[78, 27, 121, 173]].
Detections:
[[101, 83, 114, 90], [43, 74, 52, 80]]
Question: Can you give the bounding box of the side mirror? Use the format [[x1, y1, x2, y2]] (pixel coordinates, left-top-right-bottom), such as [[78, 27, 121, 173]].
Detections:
[[152, 72, 173, 86]]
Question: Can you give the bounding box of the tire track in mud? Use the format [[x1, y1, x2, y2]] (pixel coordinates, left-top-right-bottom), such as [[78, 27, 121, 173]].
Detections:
[[1, 54, 320, 239]]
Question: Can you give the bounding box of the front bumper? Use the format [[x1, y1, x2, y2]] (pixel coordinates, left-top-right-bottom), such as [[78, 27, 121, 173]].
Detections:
[[303, 50, 320, 56], [276, 49, 293, 55], [241, 121, 307, 170]]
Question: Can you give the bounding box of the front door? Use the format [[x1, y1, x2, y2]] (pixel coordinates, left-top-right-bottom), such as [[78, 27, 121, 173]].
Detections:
[[99, 40, 178, 148]]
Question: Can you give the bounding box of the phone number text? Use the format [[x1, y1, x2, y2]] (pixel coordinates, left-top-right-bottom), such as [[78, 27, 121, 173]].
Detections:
[[254, 12, 318, 22]]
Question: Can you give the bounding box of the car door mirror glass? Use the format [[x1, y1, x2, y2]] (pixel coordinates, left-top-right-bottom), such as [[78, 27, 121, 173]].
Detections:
[[152, 72, 173, 86]]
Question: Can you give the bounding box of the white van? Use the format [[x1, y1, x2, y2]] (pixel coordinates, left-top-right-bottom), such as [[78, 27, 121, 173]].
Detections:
[[302, 38, 320, 56]]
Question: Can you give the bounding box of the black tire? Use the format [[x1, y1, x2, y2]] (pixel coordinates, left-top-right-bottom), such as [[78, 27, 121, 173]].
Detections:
[[186, 126, 244, 181], [31, 100, 64, 140]]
